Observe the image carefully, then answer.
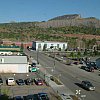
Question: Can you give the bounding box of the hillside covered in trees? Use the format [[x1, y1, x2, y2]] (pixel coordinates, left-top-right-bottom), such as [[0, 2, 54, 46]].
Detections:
[[0, 14, 100, 42]]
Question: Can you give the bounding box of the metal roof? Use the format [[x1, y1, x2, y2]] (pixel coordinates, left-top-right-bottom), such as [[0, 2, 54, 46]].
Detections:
[[0, 56, 27, 64]]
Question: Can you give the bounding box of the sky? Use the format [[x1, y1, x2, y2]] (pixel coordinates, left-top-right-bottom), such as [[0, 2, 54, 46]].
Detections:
[[0, 0, 100, 23]]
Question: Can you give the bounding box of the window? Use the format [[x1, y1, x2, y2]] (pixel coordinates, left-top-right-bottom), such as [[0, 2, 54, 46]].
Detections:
[[44, 44, 47, 48], [43, 44, 47, 51], [57, 44, 59, 48], [63, 44, 65, 49], [38, 44, 41, 49]]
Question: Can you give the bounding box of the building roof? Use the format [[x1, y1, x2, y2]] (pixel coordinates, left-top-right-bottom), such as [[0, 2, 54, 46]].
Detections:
[[0, 56, 27, 64], [33, 41, 67, 44]]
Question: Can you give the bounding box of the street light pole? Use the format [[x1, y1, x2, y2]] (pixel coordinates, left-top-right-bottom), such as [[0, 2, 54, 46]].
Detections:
[[37, 49, 39, 64], [54, 51, 56, 70]]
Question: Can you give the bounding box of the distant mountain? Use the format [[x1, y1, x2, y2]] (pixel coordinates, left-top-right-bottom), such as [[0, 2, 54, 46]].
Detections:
[[36, 14, 100, 28], [49, 14, 81, 21]]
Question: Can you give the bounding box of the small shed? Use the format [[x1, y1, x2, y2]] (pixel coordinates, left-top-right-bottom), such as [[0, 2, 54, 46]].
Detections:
[[0, 56, 28, 73]]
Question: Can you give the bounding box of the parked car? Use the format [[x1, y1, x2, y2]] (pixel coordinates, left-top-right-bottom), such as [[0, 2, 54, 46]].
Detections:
[[38, 93, 49, 100], [23, 94, 38, 100], [16, 79, 25, 85], [13, 96, 23, 100], [81, 81, 95, 91], [0, 78, 3, 85], [61, 94, 73, 100], [24, 78, 33, 85], [85, 66, 94, 72], [90, 62, 98, 70], [29, 67, 37, 72], [23, 95, 34, 100], [31, 63, 36, 67], [34, 78, 43, 85], [81, 65, 94, 72], [7, 77, 15, 86], [73, 61, 79, 65]]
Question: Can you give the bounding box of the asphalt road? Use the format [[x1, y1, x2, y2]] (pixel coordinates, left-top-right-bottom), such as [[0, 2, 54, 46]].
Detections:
[[24, 49, 100, 100]]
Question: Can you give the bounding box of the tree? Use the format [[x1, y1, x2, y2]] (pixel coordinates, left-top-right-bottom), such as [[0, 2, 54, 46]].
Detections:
[[69, 52, 74, 58], [0, 39, 3, 45], [84, 49, 88, 56], [21, 43, 24, 51]]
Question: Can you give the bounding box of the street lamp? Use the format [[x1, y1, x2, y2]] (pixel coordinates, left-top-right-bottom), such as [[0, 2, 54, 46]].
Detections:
[[52, 48, 56, 72], [37, 49, 39, 64]]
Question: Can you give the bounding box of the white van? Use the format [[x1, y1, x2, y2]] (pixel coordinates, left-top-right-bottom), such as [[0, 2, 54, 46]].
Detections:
[[7, 77, 15, 86]]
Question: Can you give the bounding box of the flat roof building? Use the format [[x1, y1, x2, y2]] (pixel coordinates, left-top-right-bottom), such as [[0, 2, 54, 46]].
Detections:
[[32, 41, 67, 51], [0, 56, 29, 73]]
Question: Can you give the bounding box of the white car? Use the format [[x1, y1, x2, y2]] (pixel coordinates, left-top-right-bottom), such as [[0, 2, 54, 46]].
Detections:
[[7, 77, 15, 86], [61, 94, 73, 100]]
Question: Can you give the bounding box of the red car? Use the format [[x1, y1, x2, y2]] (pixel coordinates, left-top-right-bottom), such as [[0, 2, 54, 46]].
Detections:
[[34, 78, 43, 85]]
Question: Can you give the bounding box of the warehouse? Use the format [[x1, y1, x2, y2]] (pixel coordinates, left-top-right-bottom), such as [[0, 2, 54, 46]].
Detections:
[[32, 41, 67, 51], [0, 56, 29, 73]]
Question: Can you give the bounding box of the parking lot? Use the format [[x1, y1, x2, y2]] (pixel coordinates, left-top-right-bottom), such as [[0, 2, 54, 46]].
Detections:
[[0, 73, 59, 100]]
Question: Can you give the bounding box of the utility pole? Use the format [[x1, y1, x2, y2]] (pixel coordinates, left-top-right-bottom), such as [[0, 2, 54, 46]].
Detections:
[[54, 52, 56, 69], [37, 49, 39, 64]]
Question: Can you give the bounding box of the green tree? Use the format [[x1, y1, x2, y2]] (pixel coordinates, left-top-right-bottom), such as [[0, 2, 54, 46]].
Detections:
[[21, 43, 24, 51]]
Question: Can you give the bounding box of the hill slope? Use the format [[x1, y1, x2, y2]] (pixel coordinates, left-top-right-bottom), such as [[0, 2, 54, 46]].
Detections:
[[0, 14, 100, 42]]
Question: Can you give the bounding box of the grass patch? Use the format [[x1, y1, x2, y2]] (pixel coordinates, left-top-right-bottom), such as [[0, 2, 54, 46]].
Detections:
[[70, 95, 79, 100], [50, 76, 63, 85]]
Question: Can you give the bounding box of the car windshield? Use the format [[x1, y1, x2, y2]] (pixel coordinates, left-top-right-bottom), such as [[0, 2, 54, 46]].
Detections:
[[41, 95, 48, 100], [27, 78, 32, 81], [32, 63, 36, 66], [38, 80, 42, 82], [9, 79, 14, 80], [0, 79, 2, 82], [19, 79, 24, 82], [86, 82, 93, 86]]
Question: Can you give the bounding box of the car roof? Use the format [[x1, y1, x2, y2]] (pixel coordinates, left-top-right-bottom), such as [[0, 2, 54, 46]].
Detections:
[[38, 93, 47, 95], [18, 79, 23, 80], [82, 80, 91, 83], [26, 78, 32, 80], [0, 78, 2, 80], [14, 96, 22, 98]]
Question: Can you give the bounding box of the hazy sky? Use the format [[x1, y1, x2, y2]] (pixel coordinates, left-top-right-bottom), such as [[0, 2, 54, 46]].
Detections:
[[0, 0, 100, 23]]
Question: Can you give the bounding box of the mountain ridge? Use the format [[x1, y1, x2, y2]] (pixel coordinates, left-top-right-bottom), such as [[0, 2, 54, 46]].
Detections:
[[49, 14, 81, 21]]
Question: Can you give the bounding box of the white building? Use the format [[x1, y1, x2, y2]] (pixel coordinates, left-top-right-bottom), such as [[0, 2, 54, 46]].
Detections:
[[32, 41, 67, 51], [0, 56, 29, 73]]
